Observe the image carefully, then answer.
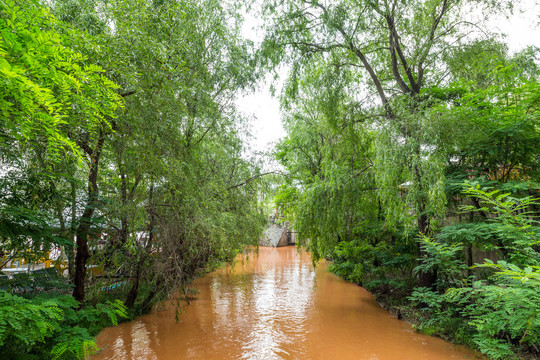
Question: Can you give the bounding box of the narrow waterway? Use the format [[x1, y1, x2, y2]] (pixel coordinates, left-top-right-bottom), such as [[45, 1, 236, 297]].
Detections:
[[94, 246, 479, 360]]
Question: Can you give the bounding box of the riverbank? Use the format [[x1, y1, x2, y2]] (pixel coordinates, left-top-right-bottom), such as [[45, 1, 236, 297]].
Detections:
[[365, 281, 537, 360]]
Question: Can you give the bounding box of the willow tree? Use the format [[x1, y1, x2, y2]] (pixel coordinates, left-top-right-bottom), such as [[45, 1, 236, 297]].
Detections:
[[274, 58, 379, 261], [102, 0, 264, 308], [51, 0, 266, 306], [262, 0, 512, 285]]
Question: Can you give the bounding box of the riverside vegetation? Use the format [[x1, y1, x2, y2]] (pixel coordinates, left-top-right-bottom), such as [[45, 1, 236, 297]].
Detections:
[[264, 0, 539, 359], [1, 0, 266, 358], [0, 0, 539, 359]]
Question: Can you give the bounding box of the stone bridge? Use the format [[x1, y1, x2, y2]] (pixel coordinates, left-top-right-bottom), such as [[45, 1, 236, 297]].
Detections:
[[259, 224, 295, 247]]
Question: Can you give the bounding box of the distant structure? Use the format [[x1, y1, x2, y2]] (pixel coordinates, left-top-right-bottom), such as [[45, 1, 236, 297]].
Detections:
[[259, 223, 295, 247]]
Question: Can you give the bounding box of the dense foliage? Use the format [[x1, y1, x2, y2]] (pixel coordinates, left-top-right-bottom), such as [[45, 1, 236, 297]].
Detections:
[[410, 187, 540, 358], [0, 290, 125, 360], [263, 0, 540, 358], [1, 0, 266, 357], [1, 0, 539, 358]]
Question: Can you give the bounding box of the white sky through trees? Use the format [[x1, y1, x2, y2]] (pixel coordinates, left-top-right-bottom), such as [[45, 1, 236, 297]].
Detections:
[[236, 0, 540, 154]]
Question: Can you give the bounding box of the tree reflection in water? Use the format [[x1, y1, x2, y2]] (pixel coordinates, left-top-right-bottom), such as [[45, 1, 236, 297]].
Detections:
[[94, 247, 480, 360]]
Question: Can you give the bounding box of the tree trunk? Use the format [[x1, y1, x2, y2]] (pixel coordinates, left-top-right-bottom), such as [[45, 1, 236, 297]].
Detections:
[[125, 255, 143, 308], [119, 171, 129, 246], [73, 207, 92, 302], [68, 178, 77, 281], [139, 185, 159, 312], [126, 183, 154, 308], [73, 130, 105, 303], [141, 277, 162, 313], [416, 212, 437, 287]]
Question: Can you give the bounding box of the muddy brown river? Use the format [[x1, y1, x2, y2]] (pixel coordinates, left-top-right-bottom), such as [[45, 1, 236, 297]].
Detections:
[[94, 246, 480, 360]]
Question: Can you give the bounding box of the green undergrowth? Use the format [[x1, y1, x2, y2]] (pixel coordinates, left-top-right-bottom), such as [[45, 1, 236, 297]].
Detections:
[[327, 186, 540, 360], [0, 291, 127, 360]]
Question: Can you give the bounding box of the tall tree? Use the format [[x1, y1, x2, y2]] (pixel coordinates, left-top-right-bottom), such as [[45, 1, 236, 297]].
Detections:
[[50, 0, 265, 304], [263, 0, 512, 285], [0, 0, 122, 294]]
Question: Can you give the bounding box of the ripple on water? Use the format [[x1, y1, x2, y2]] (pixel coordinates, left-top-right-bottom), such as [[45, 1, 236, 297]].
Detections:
[[94, 247, 482, 360]]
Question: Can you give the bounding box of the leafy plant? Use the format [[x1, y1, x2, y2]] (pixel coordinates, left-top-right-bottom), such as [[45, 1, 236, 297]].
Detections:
[[0, 291, 127, 359], [411, 185, 540, 358], [414, 237, 468, 289]]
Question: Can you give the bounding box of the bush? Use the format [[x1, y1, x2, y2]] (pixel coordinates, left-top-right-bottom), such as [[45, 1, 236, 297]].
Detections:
[[446, 262, 540, 359], [0, 291, 127, 360], [410, 185, 540, 359], [328, 233, 416, 290]]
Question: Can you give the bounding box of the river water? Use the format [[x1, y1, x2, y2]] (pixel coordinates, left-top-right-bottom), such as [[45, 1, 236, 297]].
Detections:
[[94, 246, 479, 360]]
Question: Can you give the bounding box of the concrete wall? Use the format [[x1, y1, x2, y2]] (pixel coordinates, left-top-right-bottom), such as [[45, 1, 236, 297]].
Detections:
[[276, 227, 289, 247], [259, 224, 293, 247]]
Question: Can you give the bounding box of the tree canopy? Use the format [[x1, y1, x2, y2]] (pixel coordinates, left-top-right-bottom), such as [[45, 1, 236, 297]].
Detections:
[[0, 0, 539, 359]]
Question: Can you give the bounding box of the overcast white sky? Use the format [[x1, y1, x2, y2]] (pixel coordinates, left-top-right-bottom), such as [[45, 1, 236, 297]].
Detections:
[[236, 1, 540, 155]]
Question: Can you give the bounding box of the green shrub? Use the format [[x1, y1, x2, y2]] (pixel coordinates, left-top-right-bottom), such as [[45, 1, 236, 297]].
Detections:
[[328, 234, 416, 290], [445, 262, 540, 359], [411, 185, 540, 359], [414, 237, 468, 290], [0, 291, 127, 360]]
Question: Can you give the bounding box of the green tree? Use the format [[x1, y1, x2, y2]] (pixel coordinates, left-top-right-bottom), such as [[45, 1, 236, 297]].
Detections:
[[263, 0, 515, 286], [411, 185, 540, 359], [0, 0, 120, 158], [49, 0, 267, 307], [0, 0, 122, 284]]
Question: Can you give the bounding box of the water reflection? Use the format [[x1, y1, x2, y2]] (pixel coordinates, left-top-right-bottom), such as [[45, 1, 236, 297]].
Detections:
[[94, 247, 480, 360]]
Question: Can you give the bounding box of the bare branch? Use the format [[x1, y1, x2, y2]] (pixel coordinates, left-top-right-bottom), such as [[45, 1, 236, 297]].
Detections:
[[120, 90, 136, 97], [227, 171, 281, 190]]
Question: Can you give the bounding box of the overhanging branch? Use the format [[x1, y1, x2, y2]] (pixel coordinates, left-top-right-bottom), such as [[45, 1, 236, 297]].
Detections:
[[227, 171, 281, 190]]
